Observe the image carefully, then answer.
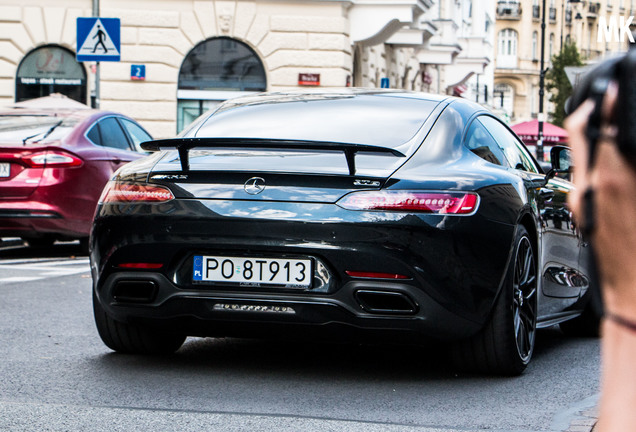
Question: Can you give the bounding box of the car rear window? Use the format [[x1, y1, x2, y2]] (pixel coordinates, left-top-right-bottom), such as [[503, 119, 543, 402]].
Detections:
[[0, 115, 78, 144], [193, 94, 439, 151]]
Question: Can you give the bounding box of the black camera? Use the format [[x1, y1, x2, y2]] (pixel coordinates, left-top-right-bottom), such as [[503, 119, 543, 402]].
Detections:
[[567, 44, 636, 165]]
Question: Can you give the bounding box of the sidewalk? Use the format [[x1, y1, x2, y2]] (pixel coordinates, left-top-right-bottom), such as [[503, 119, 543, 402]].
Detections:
[[566, 406, 597, 432]]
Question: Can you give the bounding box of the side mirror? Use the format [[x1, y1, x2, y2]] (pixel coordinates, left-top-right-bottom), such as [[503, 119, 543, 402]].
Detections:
[[544, 145, 573, 183], [550, 145, 573, 172]]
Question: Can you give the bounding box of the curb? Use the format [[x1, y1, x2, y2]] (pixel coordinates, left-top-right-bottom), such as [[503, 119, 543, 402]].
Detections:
[[566, 407, 598, 432]]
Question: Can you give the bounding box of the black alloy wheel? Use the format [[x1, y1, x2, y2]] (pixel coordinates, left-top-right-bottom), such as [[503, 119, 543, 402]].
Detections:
[[511, 233, 537, 364], [452, 225, 538, 375]]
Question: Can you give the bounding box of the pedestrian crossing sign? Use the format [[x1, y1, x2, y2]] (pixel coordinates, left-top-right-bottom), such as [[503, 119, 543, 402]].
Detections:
[[76, 17, 121, 62]]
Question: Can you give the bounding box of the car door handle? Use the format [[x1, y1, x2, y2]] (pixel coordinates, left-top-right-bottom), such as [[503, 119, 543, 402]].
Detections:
[[538, 188, 555, 201]]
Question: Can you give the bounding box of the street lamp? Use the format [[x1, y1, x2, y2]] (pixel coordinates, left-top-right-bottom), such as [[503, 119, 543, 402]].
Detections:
[[538, 0, 547, 161]]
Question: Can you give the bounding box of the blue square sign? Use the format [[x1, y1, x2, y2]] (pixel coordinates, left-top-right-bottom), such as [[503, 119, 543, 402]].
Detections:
[[76, 17, 121, 62], [131, 65, 146, 80]]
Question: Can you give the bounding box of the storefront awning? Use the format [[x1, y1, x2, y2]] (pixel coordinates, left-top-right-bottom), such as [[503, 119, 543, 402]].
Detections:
[[511, 119, 568, 144]]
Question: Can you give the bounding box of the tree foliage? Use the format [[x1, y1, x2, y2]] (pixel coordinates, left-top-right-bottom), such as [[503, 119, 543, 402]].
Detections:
[[546, 42, 583, 127]]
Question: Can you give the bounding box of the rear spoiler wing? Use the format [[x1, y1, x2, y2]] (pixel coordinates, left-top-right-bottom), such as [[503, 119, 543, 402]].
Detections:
[[140, 138, 405, 176]]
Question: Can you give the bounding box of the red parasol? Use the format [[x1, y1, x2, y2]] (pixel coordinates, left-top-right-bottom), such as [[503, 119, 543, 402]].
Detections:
[[510, 119, 568, 145]]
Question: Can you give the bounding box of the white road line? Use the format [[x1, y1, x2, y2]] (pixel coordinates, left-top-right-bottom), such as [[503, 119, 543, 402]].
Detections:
[[0, 258, 90, 285], [0, 276, 45, 283], [0, 258, 90, 266]]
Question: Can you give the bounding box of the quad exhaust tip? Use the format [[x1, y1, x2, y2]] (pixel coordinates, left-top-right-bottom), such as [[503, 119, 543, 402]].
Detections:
[[113, 280, 157, 303], [354, 289, 418, 315]]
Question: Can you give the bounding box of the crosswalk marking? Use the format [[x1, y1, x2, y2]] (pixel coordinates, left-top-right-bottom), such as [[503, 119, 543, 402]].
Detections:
[[0, 258, 90, 285]]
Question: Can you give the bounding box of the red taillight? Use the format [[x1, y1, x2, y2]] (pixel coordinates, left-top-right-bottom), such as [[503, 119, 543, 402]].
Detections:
[[337, 191, 479, 215], [117, 263, 164, 269], [21, 150, 83, 168], [346, 271, 409, 280], [100, 182, 174, 203]]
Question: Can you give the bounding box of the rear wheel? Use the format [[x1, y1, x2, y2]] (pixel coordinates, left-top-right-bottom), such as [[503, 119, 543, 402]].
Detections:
[[79, 237, 90, 255], [92, 291, 186, 355], [452, 226, 538, 375], [24, 236, 55, 248]]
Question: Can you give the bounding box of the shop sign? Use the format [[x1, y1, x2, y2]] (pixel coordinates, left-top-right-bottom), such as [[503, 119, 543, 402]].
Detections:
[[20, 77, 83, 86], [298, 73, 320, 86]]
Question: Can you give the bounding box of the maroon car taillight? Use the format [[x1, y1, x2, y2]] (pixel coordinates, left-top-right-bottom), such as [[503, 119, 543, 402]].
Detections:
[[99, 182, 175, 203], [21, 150, 84, 168], [336, 191, 479, 215]]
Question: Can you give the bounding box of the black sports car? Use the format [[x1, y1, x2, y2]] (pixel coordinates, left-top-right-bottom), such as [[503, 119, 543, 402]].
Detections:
[[90, 90, 596, 375]]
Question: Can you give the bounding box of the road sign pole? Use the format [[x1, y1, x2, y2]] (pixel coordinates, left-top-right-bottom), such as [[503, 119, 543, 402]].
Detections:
[[94, 62, 100, 109], [93, 0, 100, 109]]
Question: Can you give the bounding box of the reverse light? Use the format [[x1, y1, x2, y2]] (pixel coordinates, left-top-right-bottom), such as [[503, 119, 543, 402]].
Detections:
[[21, 150, 83, 168], [100, 182, 175, 203], [337, 191, 479, 215]]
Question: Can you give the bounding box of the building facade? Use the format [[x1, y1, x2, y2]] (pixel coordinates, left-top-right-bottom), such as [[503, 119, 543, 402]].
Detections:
[[494, 0, 635, 124], [0, 0, 496, 137]]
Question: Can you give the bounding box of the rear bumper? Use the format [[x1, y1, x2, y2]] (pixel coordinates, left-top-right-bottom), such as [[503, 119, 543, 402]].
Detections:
[[0, 176, 98, 239], [94, 271, 485, 341], [0, 200, 88, 238], [91, 199, 516, 341]]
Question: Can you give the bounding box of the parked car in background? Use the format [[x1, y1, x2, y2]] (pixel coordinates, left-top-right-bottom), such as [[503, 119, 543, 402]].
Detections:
[[90, 90, 595, 375], [0, 95, 152, 249]]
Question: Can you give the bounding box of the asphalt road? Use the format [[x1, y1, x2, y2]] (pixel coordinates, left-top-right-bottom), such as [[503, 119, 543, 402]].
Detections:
[[0, 242, 600, 432]]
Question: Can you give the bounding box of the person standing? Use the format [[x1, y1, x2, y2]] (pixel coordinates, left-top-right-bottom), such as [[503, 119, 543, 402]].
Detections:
[[565, 82, 636, 432]]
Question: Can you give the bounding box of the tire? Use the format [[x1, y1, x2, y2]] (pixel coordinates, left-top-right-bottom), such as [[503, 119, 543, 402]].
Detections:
[[24, 236, 55, 248], [92, 291, 186, 355], [79, 237, 90, 255], [452, 226, 538, 375]]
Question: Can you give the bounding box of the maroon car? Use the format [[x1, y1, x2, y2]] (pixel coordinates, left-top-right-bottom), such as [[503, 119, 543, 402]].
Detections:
[[0, 106, 151, 248]]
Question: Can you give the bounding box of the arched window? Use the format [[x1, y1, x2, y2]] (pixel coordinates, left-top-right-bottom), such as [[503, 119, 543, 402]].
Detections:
[[16, 45, 87, 104], [177, 37, 266, 133], [498, 29, 518, 68]]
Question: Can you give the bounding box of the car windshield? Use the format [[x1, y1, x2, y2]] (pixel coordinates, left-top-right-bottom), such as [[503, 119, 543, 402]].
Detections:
[[0, 115, 78, 144]]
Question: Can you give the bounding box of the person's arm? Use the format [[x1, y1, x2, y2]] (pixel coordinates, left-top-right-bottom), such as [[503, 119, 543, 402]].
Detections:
[[565, 83, 636, 432], [597, 319, 636, 431]]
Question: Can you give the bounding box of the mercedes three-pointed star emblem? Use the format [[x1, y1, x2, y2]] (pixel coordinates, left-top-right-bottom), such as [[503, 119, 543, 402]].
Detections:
[[244, 177, 266, 195]]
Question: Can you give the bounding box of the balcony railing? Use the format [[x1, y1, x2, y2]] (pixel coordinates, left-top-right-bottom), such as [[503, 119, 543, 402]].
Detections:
[[497, 1, 522, 19], [588, 2, 600, 18]]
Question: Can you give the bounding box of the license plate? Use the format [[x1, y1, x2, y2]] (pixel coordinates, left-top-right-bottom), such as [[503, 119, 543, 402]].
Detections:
[[0, 163, 9, 178], [193, 255, 312, 288]]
